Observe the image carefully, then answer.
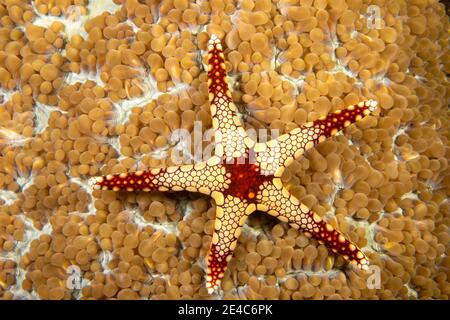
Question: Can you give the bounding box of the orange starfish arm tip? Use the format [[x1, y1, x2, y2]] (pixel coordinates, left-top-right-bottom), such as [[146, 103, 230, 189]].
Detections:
[[313, 99, 378, 139], [206, 244, 230, 294], [89, 169, 166, 192], [306, 213, 369, 270]]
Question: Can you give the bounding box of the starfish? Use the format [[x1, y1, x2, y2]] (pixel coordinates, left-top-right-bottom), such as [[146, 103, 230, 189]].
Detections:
[[90, 35, 376, 294]]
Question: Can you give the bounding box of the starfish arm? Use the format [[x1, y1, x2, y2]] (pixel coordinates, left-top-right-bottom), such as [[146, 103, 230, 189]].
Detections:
[[258, 181, 369, 269], [258, 100, 377, 175], [206, 195, 251, 294], [90, 162, 228, 196], [207, 35, 248, 160]]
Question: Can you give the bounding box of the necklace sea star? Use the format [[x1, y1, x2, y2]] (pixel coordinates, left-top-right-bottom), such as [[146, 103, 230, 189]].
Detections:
[[91, 35, 376, 294]]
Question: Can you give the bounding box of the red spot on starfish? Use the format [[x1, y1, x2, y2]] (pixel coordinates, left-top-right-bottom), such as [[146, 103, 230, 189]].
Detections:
[[223, 157, 273, 203]]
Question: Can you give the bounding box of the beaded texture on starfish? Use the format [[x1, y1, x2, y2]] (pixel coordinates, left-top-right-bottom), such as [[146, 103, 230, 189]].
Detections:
[[91, 34, 377, 295]]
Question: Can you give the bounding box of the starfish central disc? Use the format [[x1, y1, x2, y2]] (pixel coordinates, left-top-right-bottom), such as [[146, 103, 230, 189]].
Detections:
[[223, 157, 274, 203]]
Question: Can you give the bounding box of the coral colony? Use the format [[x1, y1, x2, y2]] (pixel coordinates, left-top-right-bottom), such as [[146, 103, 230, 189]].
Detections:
[[1, 0, 448, 300]]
